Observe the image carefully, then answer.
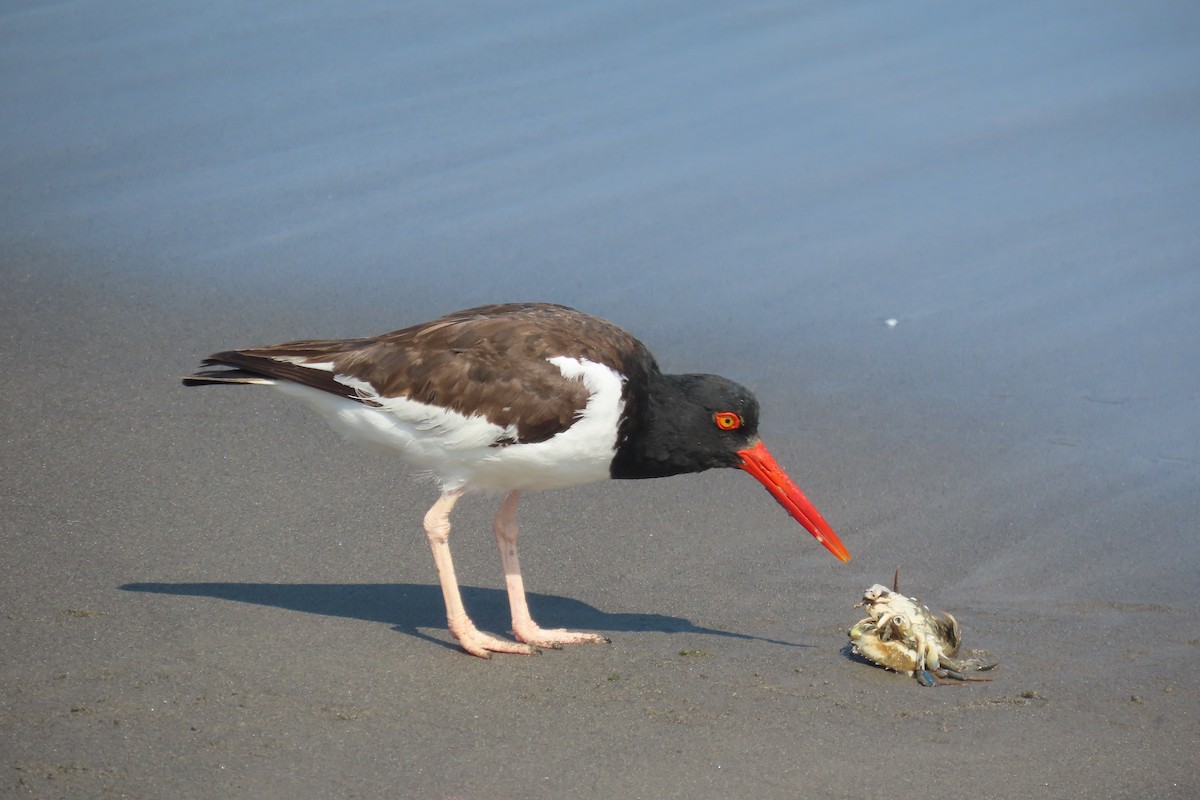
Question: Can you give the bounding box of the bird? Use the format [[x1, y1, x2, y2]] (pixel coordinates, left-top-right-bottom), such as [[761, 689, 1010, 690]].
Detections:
[[183, 302, 850, 657]]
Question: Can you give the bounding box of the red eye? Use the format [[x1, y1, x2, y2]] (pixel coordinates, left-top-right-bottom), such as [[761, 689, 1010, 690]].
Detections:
[[714, 412, 742, 431]]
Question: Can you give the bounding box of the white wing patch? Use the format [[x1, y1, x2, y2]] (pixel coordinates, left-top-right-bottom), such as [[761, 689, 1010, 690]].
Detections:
[[266, 356, 626, 492], [271, 357, 334, 371]]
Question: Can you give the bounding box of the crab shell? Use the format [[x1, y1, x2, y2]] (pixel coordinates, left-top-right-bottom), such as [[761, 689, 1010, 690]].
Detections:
[[849, 618, 923, 675], [849, 596, 963, 676], [856, 588, 961, 654]]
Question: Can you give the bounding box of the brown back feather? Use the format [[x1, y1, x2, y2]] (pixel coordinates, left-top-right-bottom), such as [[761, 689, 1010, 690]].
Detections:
[[192, 303, 657, 445]]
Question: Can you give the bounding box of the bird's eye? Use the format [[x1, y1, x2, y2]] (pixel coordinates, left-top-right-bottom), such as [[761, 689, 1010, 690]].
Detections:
[[714, 412, 742, 431]]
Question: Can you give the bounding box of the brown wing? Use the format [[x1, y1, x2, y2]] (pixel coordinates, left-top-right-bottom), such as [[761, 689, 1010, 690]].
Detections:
[[188, 303, 657, 445]]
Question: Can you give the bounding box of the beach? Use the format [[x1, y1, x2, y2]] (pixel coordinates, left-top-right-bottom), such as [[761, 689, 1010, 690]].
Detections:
[[2, 2, 1198, 797]]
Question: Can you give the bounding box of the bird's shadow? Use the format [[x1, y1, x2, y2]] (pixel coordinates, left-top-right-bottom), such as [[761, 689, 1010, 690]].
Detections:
[[119, 582, 811, 651]]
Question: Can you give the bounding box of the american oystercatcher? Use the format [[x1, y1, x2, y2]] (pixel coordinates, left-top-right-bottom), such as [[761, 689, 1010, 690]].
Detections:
[[183, 303, 850, 657]]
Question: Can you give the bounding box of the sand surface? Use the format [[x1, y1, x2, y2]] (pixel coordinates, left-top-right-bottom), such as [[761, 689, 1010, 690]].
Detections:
[[2, 2, 1198, 798]]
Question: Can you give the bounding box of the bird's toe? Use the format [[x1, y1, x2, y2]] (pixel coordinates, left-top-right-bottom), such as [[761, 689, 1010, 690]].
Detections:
[[514, 626, 611, 648], [455, 628, 540, 658]]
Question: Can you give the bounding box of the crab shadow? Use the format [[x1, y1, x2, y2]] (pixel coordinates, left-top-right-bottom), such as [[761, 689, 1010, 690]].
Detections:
[[120, 582, 811, 652]]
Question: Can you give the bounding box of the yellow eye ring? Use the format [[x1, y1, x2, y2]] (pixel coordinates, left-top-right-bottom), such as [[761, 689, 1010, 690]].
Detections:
[[714, 412, 742, 431]]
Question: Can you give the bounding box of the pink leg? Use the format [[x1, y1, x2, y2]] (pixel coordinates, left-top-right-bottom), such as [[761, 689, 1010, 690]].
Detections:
[[493, 491, 610, 648], [424, 489, 536, 657]]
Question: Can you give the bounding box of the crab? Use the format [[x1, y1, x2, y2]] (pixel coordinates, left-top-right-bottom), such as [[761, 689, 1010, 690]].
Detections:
[[848, 570, 997, 686]]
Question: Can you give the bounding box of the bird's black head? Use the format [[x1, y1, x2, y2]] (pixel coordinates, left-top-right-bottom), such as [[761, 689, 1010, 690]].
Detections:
[[612, 369, 852, 563], [611, 372, 761, 479]]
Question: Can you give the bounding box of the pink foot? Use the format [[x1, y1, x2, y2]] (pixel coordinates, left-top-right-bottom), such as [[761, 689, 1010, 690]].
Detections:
[[512, 623, 611, 649], [453, 626, 540, 658]]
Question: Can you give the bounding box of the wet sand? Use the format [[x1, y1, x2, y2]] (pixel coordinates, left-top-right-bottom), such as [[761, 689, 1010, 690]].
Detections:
[[2, 2, 1198, 798]]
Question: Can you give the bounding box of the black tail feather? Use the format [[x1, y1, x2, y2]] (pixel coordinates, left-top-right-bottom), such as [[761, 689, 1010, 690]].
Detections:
[[181, 368, 274, 387]]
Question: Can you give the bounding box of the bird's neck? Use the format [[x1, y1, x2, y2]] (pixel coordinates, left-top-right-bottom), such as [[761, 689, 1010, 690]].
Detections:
[[610, 372, 730, 480]]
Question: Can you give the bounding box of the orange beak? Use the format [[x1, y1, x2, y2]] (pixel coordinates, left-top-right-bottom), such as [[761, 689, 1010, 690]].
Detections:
[[738, 440, 851, 563]]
